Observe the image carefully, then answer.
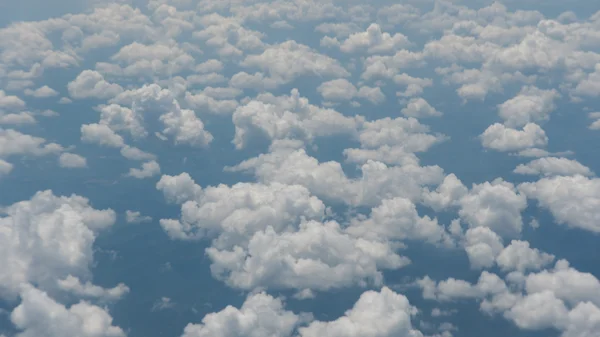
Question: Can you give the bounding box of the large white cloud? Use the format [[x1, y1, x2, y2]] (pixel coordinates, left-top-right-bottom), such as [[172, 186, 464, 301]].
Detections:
[[11, 285, 125, 337], [519, 175, 600, 233], [299, 287, 423, 337], [0, 190, 117, 299]]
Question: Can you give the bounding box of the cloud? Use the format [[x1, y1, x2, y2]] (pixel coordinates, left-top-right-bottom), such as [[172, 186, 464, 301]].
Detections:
[[401, 98, 442, 118], [58, 153, 87, 168], [330, 23, 411, 54], [24, 85, 59, 98], [232, 89, 362, 149], [0, 190, 117, 299], [0, 90, 26, 110], [459, 178, 527, 237], [0, 159, 13, 177], [206, 220, 409, 292], [11, 285, 125, 337], [497, 86, 558, 128], [229, 146, 445, 207], [81, 123, 125, 148], [240, 41, 350, 87], [0, 128, 63, 158], [299, 287, 423, 337], [317, 79, 386, 104], [67, 70, 123, 100], [519, 175, 600, 233], [480, 123, 548, 152], [181, 292, 303, 337], [125, 210, 152, 224], [514, 157, 594, 177], [127, 160, 161, 179], [56, 275, 130, 301]]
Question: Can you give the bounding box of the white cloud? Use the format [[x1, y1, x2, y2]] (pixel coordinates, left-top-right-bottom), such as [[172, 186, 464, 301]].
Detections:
[[127, 160, 161, 179], [347, 197, 450, 245], [464, 227, 504, 270], [57, 275, 129, 301], [207, 220, 409, 292], [459, 179, 527, 237], [232, 89, 361, 149], [401, 98, 442, 118], [240, 41, 350, 87], [159, 180, 325, 242], [0, 190, 116, 299], [67, 70, 123, 100], [480, 123, 548, 152], [497, 86, 558, 128], [514, 157, 593, 177], [299, 287, 423, 337], [120, 146, 156, 161], [317, 79, 385, 104], [229, 146, 445, 207], [24, 85, 59, 98], [125, 210, 152, 224], [0, 128, 63, 158], [11, 285, 125, 337], [496, 240, 555, 273], [181, 292, 302, 337], [58, 153, 87, 168], [0, 159, 13, 177], [0, 90, 26, 110], [519, 175, 600, 233], [336, 23, 411, 54], [81, 124, 125, 148]]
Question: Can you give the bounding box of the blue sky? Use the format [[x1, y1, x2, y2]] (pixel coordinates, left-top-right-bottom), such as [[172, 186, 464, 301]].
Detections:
[[1, 1, 600, 337]]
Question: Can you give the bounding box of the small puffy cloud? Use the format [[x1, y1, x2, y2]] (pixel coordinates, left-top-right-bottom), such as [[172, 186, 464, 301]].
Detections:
[[519, 175, 600, 233], [317, 79, 358, 101], [0, 112, 36, 125], [67, 70, 123, 100], [181, 292, 302, 337], [195, 59, 224, 74], [317, 79, 385, 104], [156, 172, 202, 204], [0, 90, 26, 110], [588, 112, 600, 130], [0, 159, 13, 177], [57, 275, 129, 301], [497, 86, 558, 128], [464, 227, 504, 270], [11, 285, 125, 337], [160, 108, 213, 147], [232, 89, 361, 149], [459, 179, 527, 237], [480, 123, 548, 152], [347, 197, 450, 245], [81, 123, 125, 148], [0, 128, 63, 158], [24, 85, 59, 98], [422, 174, 468, 212], [152, 297, 175, 312], [496, 240, 555, 273], [299, 287, 423, 337], [230, 146, 444, 207], [127, 160, 161, 179], [240, 41, 350, 87], [120, 146, 156, 161], [401, 98, 442, 118], [125, 210, 152, 224], [335, 23, 411, 54], [58, 153, 87, 168], [514, 157, 593, 177]]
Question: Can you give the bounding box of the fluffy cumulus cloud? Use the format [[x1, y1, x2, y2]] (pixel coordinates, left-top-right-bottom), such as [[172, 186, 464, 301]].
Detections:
[[0, 190, 117, 299], [299, 287, 423, 337], [11, 285, 125, 337], [3, 1, 600, 337], [519, 175, 600, 233]]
